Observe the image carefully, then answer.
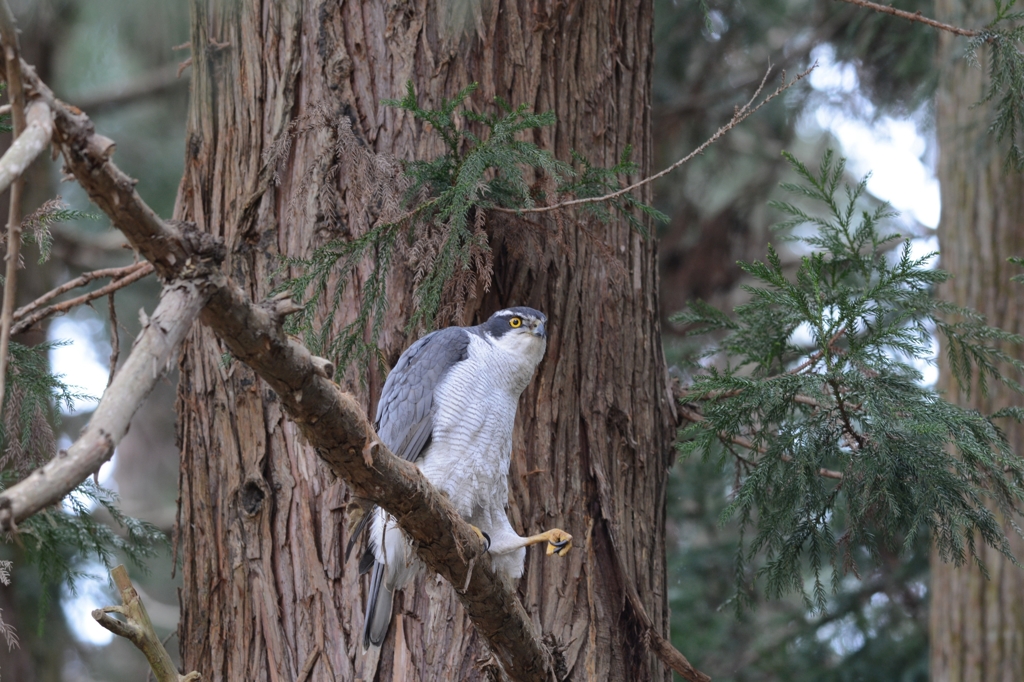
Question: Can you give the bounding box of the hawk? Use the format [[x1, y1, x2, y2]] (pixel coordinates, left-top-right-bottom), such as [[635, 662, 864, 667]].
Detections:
[[354, 306, 572, 648]]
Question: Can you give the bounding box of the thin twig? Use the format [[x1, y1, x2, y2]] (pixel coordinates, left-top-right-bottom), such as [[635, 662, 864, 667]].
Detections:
[[828, 377, 867, 450], [495, 64, 816, 216], [589, 454, 711, 682], [13, 262, 149, 320], [10, 261, 153, 335], [107, 292, 119, 387], [835, 0, 979, 37], [0, 0, 27, 415]]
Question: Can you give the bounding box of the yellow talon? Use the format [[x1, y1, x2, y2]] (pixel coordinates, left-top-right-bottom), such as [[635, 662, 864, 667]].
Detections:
[[470, 524, 491, 551], [542, 528, 572, 557]]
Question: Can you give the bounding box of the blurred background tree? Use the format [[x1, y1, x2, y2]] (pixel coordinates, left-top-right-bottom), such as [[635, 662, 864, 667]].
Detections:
[[3, 0, 1020, 680]]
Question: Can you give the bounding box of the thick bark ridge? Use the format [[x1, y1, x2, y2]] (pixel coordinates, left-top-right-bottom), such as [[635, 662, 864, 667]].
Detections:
[[175, 2, 674, 681], [930, 1, 1024, 678]]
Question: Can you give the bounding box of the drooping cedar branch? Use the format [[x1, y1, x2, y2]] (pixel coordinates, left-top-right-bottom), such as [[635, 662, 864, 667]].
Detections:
[[92, 564, 201, 682], [13, 60, 571, 682]]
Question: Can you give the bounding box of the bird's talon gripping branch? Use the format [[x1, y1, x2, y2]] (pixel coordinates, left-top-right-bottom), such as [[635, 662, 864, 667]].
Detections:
[[470, 524, 492, 551]]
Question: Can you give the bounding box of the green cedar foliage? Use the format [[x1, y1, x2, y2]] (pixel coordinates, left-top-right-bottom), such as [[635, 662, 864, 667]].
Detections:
[[1, 340, 165, 619], [969, 0, 1024, 170], [674, 150, 1024, 612], [276, 84, 664, 375]]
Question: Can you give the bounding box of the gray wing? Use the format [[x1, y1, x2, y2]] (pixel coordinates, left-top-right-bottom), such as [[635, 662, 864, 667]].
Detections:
[[346, 327, 470, 561], [374, 326, 470, 462]]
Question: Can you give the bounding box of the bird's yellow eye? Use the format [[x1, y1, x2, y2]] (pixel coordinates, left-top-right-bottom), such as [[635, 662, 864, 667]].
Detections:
[[509, 317, 523, 328]]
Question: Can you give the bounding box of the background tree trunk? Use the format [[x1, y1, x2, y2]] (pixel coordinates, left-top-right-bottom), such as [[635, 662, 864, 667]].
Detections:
[[173, 1, 674, 680], [931, 0, 1024, 678]]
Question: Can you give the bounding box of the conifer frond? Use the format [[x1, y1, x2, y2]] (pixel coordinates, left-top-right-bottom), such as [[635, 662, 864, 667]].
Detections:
[[1010, 255, 1024, 283], [968, 8, 1024, 170], [675, 150, 1024, 612], [20, 198, 95, 264], [1, 341, 85, 475], [3, 476, 166, 617]]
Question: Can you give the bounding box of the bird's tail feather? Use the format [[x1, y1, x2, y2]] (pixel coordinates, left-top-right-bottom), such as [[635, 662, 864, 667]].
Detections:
[[363, 561, 394, 649]]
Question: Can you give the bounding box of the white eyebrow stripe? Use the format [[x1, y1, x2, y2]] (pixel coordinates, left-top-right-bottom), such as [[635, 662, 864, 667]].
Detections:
[[492, 310, 518, 317]]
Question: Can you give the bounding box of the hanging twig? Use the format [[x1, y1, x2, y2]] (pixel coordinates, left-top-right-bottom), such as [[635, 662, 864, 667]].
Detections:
[[676, 403, 844, 480], [92, 564, 201, 682], [495, 64, 816, 217]]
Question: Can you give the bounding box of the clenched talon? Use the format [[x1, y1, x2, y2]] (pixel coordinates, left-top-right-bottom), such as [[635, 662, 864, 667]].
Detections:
[[544, 529, 572, 557], [470, 524, 491, 551]]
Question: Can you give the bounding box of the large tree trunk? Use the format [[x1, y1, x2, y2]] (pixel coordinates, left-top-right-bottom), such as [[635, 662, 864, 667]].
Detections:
[[173, 1, 674, 680], [930, 1, 1024, 678]]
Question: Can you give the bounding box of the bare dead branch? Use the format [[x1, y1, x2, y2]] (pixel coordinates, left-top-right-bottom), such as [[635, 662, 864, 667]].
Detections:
[[10, 260, 153, 335], [836, 0, 979, 37], [18, 59, 568, 682], [13, 262, 147, 319], [0, 100, 51, 196], [495, 64, 815, 217], [92, 565, 201, 682], [19, 63, 193, 281], [0, 281, 207, 526]]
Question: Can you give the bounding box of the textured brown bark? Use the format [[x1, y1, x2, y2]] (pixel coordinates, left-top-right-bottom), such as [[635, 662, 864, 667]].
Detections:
[[930, 1, 1024, 678], [174, 1, 673, 681]]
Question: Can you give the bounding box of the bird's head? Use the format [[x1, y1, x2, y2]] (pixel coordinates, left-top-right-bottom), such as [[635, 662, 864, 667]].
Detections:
[[479, 306, 548, 368]]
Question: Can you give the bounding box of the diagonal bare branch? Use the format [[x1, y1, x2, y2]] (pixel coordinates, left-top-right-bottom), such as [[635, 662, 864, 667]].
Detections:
[[495, 64, 814, 217]]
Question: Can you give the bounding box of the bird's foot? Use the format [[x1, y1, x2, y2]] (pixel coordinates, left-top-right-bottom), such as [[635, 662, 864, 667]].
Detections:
[[538, 528, 573, 556], [469, 524, 491, 552]]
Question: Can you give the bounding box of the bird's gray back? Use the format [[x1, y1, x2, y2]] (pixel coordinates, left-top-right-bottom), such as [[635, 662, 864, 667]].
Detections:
[[375, 327, 470, 463]]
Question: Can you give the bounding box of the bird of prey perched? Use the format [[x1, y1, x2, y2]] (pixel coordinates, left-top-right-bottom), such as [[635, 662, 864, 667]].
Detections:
[[355, 306, 572, 649]]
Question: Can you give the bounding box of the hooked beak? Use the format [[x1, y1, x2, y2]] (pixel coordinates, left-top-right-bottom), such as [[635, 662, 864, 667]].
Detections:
[[531, 320, 547, 338]]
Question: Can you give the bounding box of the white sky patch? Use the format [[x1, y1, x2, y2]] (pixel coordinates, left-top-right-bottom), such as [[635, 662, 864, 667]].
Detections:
[[804, 45, 940, 230], [48, 312, 111, 415], [61, 560, 115, 646]]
